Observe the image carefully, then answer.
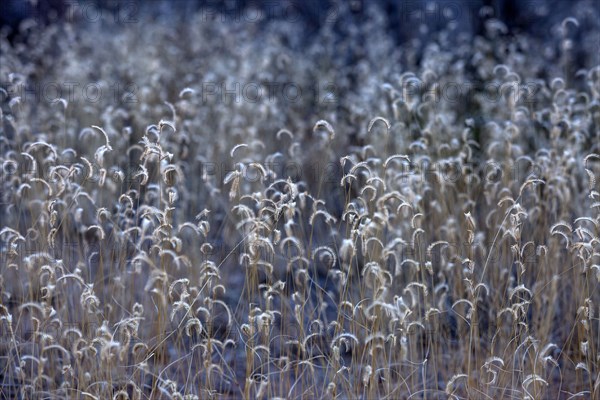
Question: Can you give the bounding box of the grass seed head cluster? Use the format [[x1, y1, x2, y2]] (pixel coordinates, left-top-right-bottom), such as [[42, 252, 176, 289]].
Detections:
[[0, 1, 599, 399]]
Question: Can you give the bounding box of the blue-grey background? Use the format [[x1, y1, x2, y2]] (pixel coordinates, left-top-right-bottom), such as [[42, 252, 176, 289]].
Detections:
[[2, 0, 598, 41]]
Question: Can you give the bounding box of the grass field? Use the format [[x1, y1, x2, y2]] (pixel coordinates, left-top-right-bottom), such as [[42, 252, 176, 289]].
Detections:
[[1, 1, 599, 399]]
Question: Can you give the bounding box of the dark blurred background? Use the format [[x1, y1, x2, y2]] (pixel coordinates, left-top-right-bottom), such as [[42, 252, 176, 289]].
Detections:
[[2, 0, 598, 43]]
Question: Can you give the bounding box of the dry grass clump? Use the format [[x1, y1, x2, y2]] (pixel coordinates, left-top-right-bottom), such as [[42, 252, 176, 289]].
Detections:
[[1, 2, 599, 399]]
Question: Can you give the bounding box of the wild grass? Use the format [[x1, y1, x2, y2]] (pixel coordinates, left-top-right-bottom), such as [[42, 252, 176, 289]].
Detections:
[[1, 2, 599, 399]]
